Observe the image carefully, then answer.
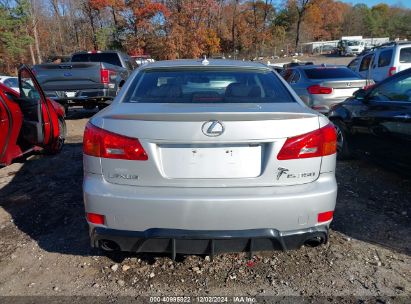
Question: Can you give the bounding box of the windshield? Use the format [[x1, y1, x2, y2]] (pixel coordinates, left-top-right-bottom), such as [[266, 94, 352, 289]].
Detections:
[[124, 68, 295, 104], [303, 67, 360, 79], [71, 53, 122, 67], [347, 41, 361, 46]]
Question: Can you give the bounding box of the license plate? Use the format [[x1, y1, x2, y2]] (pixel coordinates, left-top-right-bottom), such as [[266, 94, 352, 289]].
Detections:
[[160, 145, 262, 179], [65, 91, 76, 98]]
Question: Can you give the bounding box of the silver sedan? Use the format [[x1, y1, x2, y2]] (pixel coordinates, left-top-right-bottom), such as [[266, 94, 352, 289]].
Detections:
[[282, 65, 372, 114], [82, 59, 337, 258]]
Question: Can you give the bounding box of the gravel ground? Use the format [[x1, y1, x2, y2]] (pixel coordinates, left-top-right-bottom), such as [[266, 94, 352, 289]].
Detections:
[[0, 57, 410, 301]]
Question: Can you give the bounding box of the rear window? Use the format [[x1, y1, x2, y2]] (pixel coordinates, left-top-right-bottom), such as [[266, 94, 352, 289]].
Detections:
[[399, 47, 411, 63], [378, 50, 393, 67], [71, 53, 122, 67], [124, 68, 295, 104], [303, 68, 359, 79]]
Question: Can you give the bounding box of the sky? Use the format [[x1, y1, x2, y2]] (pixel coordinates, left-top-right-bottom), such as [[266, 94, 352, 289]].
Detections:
[[341, 0, 411, 8]]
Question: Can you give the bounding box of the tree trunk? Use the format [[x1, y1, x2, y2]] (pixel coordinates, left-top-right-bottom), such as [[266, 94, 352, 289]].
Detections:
[[29, 44, 36, 65], [295, 14, 302, 51], [33, 19, 42, 63], [30, 0, 42, 63], [51, 0, 65, 54], [231, 0, 238, 55]]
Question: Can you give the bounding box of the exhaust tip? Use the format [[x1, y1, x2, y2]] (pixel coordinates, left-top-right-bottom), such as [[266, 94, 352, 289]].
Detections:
[[99, 239, 120, 252], [304, 235, 325, 248]]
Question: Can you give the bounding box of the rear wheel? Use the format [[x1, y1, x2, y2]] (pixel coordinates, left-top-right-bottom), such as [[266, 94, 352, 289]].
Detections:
[[332, 120, 351, 160]]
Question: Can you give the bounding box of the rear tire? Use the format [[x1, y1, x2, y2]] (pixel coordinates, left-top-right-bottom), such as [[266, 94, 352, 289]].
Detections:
[[332, 119, 351, 160]]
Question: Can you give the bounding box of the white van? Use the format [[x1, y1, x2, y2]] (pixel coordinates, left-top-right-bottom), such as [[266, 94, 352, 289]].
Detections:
[[348, 42, 411, 82]]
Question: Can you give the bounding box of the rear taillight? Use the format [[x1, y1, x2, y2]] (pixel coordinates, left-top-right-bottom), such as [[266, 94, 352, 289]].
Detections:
[[318, 211, 334, 223], [83, 122, 148, 160], [277, 124, 337, 160], [307, 85, 333, 95], [100, 68, 110, 84], [100, 67, 116, 84], [87, 213, 105, 225], [388, 67, 396, 77]]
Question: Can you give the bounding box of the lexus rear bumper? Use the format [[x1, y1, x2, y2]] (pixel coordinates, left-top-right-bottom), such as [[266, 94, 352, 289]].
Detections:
[[90, 226, 329, 259]]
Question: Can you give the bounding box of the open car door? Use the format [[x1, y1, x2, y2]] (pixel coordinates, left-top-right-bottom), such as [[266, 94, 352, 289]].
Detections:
[[18, 66, 53, 146], [0, 92, 11, 164]]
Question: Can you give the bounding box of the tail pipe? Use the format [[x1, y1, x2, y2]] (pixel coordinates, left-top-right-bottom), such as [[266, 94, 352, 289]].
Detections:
[[304, 232, 327, 248]]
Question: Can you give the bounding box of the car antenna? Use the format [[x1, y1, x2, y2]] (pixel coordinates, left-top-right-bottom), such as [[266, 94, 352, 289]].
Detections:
[[201, 55, 209, 66]]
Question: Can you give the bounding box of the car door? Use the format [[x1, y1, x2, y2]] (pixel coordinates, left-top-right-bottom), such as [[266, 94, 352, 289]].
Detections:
[[371, 49, 393, 82], [288, 70, 310, 105], [17, 66, 51, 146], [0, 92, 11, 163], [352, 71, 411, 167], [358, 53, 373, 79], [347, 57, 360, 72]]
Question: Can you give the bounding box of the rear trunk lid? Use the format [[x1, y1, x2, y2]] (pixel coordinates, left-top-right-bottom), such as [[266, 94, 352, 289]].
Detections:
[[320, 79, 367, 98], [95, 103, 324, 188], [33, 63, 104, 92]]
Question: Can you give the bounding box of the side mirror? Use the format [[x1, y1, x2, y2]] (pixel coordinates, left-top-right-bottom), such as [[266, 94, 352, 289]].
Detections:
[[353, 89, 368, 101]]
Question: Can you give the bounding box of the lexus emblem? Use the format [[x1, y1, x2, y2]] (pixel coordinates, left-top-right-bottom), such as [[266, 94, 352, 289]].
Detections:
[[202, 120, 225, 137], [346, 82, 351, 87]]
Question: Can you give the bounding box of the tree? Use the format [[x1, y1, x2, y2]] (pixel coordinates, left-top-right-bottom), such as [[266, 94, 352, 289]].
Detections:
[[0, 0, 33, 72], [288, 0, 312, 50]]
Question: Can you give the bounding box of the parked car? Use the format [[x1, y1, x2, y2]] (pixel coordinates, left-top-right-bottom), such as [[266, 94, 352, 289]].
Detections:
[[282, 65, 373, 114], [0, 76, 19, 92], [348, 42, 411, 83], [83, 59, 338, 258], [347, 52, 374, 79], [329, 67, 411, 171], [312, 45, 337, 54], [32, 51, 136, 110], [0, 65, 66, 167], [267, 63, 284, 74], [131, 55, 155, 67], [343, 40, 366, 56], [370, 41, 411, 82]]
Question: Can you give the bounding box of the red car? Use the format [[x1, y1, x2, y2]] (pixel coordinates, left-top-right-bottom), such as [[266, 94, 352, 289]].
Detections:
[[0, 65, 66, 166]]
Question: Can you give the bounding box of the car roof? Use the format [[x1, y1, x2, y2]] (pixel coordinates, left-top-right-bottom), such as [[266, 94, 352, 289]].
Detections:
[[0, 82, 19, 95], [72, 50, 124, 55], [291, 65, 350, 70], [0, 76, 17, 82], [140, 59, 270, 70]]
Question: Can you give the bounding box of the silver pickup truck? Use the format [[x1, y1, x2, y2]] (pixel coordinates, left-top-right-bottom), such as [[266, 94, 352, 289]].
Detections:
[[33, 51, 137, 109]]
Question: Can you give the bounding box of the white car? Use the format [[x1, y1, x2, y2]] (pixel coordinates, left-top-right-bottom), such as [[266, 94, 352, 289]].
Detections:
[[82, 59, 338, 258], [0, 76, 19, 92], [343, 40, 365, 56], [348, 41, 411, 82]]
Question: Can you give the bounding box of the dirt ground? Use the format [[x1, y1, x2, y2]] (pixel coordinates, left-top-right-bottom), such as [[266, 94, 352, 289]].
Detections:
[[0, 56, 410, 302]]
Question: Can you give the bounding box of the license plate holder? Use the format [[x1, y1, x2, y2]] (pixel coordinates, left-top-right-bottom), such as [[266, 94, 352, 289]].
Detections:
[[160, 145, 262, 179], [65, 91, 77, 98]]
